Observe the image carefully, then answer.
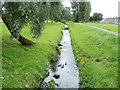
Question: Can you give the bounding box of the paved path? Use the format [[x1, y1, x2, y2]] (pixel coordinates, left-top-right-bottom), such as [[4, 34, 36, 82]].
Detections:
[[78, 23, 120, 36]]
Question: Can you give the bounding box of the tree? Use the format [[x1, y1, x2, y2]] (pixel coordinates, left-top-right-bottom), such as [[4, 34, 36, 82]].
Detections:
[[1, 2, 48, 45], [60, 7, 72, 21], [89, 16, 93, 21], [71, 2, 79, 22], [90, 13, 103, 21], [71, 1, 91, 22], [1, 2, 72, 45], [83, 2, 91, 22], [49, 2, 63, 22]]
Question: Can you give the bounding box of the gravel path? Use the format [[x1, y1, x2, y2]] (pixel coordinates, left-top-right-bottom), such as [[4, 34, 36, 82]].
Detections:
[[78, 23, 120, 36]]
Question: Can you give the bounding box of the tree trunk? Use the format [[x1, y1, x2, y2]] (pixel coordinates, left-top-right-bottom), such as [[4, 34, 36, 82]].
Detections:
[[1, 11, 36, 45], [18, 36, 36, 45]]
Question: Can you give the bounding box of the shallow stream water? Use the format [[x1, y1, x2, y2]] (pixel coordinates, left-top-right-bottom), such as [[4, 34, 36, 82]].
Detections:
[[41, 25, 80, 88]]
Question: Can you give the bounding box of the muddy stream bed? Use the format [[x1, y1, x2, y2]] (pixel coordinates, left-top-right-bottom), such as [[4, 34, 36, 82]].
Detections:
[[41, 25, 80, 88]]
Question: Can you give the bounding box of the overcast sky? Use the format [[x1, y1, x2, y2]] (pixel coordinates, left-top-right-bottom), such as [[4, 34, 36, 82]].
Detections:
[[63, 0, 120, 18]]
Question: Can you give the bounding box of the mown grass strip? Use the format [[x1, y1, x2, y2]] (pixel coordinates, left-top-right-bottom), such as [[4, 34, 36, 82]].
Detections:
[[2, 22, 64, 88], [67, 22, 118, 88], [84, 23, 118, 33]]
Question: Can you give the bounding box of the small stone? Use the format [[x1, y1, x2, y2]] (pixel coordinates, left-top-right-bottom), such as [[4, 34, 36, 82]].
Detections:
[[55, 83, 59, 87], [61, 65, 64, 68], [53, 74, 60, 79], [58, 64, 61, 67], [58, 43, 63, 46], [65, 62, 67, 65]]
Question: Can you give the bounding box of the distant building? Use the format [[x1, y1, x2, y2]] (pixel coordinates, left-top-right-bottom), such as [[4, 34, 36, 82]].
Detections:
[[101, 17, 120, 25]]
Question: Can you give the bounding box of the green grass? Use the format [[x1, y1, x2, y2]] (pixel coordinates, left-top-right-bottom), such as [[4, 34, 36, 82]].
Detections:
[[0, 18, 2, 23], [0, 21, 2, 89], [46, 79, 56, 88], [84, 23, 118, 33], [67, 22, 118, 88], [2, 22, 64, 88]]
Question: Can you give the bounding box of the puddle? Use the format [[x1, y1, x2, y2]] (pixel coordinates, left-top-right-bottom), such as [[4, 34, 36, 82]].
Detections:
[[41, 25, 80, 88]]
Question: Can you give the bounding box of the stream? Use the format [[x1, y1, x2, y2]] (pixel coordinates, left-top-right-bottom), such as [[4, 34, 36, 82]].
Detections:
[[41, 25, 80, 88]]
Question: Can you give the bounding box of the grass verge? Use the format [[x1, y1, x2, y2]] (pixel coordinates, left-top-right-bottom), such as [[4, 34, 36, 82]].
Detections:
[[84, 23, 118, 33], [2, 22, 64, 88], [67, 22, 118, 88]]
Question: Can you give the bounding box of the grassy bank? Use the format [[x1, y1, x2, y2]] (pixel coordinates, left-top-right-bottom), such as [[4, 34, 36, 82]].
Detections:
[[2, 22, 64, 88], [84, 23, 118, 32], [67, 22, 118, 88]]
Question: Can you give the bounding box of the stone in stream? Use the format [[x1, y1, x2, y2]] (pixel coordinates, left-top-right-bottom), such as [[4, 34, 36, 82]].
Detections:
[[53, 74, 60, 79], [58, 64, 61, 67], [58, 43, 63, 46], [55, 83, 59, 87], [65, 62, 67, 65], [61, 65, 64, 68]]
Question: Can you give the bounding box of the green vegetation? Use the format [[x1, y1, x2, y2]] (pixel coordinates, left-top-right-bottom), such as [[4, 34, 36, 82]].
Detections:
[[89, 13, 103, 21], [0, 18, 2, 23], [46, 79, 56, 88], [2, 2, 72, 45], [85, 23, 118, 32], [0, 22, 1, 90], [2, 22, 64, 88], [1, 2, 119, 88], [71, 2, 91, 22], [67, 22, 118, 88]]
